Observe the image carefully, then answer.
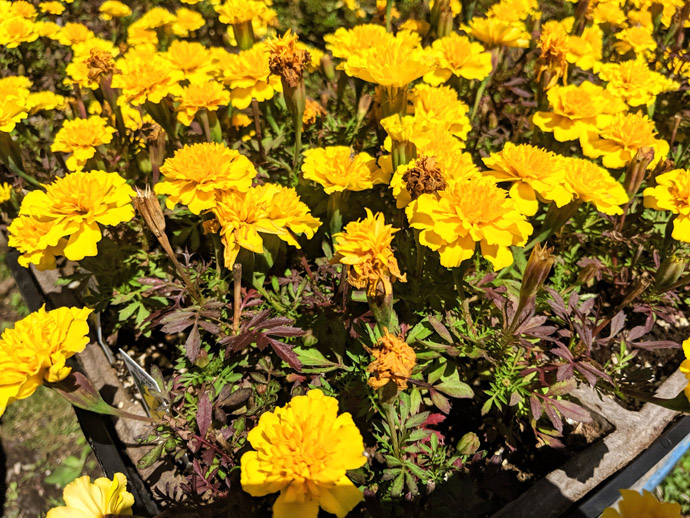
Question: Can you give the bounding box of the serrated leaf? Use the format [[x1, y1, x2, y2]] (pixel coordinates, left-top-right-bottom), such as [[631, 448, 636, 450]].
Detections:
[[138, 442, 165, 469], [435, 378, 474, 399]]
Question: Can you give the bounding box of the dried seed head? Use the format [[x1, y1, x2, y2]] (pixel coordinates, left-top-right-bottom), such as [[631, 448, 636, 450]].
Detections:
[[403, 156, 447, 200]]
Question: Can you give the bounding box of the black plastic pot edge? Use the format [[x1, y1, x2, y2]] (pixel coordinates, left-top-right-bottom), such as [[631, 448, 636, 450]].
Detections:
[[566, 415, 690, 518], [4, 248, 160, 517]]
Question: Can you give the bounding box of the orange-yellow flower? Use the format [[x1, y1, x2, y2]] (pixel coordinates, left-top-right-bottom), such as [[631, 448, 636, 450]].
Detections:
[[0, 182, 12, 204], [463, 17, 530, 48], [164, 40, 214, 83], [240, 390, 366, 518], [302, 98, 326, 125], [580, 112, 669, 169], [99, 0, 132, 20], [213, 184, 321, 267], [643, 169, 690, 242], [333, 210, 406, 297], [532, 82, 626, 142], [406, 176, 532, 269], [0, 95, 28, 133], [156, 143, 257, 214], [409, 83, 471, 141], [0, 306, 92, 417], [0, 16, 38, 48], [482, 143, 573, 215], [599, 59, 678, 107], [47, 473, 134, 518], [324, 24, 390, 70], [560, 157, 629, 215], [112, 52, 184, 106], [679, 338, 690, 403], [176, 81, 230, 126], [51, 116, 116, 171], [567, 25, 603, 71], [423, 33, 493, 84], [535, 20, 570, 89], [56, 22, 94, 46], [215, 0, 277, 26], [367, 332, 416, 390], [613, 26, 656, 58], [39, 1, 65, 15], [172, 7, 205, 37], [10, 170, 135, 263], [302, 147, 390, 194], [602, 489, 681, 518]]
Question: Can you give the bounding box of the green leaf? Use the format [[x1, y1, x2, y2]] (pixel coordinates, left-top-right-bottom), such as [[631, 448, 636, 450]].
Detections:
[[138, 442, 165, 469], [390, 470, 405, 498], [44, 455, 84, 487], [436, 378, 474, 399]]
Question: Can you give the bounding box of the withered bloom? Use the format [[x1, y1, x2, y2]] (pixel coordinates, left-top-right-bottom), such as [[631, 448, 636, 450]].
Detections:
[[86, 48, 117, 83], [367, 332, 416, 390], [402, 156, 448, 200], [536, 22, 569, 91]]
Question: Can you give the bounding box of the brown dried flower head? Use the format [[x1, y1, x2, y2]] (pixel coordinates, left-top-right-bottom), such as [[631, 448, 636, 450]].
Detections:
[[267, 30, 311, 87], [536, 22, 569, 90], [403, 155, 447, 200], [367, 331, 416, 390], [86, 49, 117, 83]]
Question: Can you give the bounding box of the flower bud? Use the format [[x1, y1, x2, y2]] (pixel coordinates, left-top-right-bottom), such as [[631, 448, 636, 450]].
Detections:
[[654, 255, 687, 293], [623, 146, 654, 197], [457, 432, 480, 455], [519, 243, 555, 304], [320, 53, 335, 81]]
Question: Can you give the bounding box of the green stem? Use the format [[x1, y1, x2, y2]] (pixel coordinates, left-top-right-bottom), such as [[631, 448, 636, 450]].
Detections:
[[384, 399, 401, 457]]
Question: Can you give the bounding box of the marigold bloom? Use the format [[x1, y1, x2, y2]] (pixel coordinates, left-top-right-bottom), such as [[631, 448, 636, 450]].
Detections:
[[581, 112, 669, 169], [599, 59, 678, 107], [9, 1, 36, 19], [532, 82, 626, 142], [99, 0, 132, 20], [56, 22, 94, 46], [601, 489, 680, 518], [214, 184, 321, 267], [410, 83, 471, 141], [367, 332, 416, 390], [482, 143, 573, 216], [51, 116, 116, 171], [0, 75, 32, 96], [112, 53, 183, 106], [567, 25, 603, 71], [406, 176, 532, 269], [302, 98, 326, 125], [0, 16, 38, 47], [137, 7, 176, 29], [27, 91, 67, 114], [643, 169, 690, 242], [0, 306, 92, 416], [215, 0, 276, 26], [561, 157, 628, 215], [343, 34, 434, 88], [333, 210, 406, 297], [423, 33, 492, 84], [216, 43, 282, 109], [536, 21, 570, 89], [0, 96, 28, 132], [47, 473, 134, 518], [613, 26, 656, 58], [324, 24, 390, 69], [172, 7, 205, 36], [39, 1, 64, 15], [165, 40, 214, 83], [487, 0, 539, 21], [7, 216, 67, 270], [156, 143, 256, 214], [34, 20, 60, 38], [591, 0, 626, 26], [680, 338, 690, 403], [176, 81, 230, 126], [463, 17, 530, 48], [301, 147, 389, 194], [0, 182, 11, 203], [241, 390, 365, 518]]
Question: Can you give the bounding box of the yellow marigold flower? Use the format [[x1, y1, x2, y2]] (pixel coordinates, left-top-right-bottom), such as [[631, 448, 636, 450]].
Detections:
[[38, 1, 64, 15], [166, 40, 212, 72], [391, 152, 478, 208], [176, 80, 230, 126], [423, 32, 492, 84], [482, 143, 573, 215], [214, 184, 321, 267], [0, 96, 28, 133], [56, 22, 94, 46], [324, 24, 390, 69], [9, 1, 36, 19], [64, 40, 119, 90], [599, 59, 678, 107], [581, 112, 669, 169], [567, 24, 603, 71], [51, 116, 116, 171], [591, 0, 626, 26], [241, 389, 365, 518], [0, 16, 38, 47], [0, 306, 92, 416], [172, 7, 205, 36], [137, 7, 177, 29], [127, 23, 158, 47], [46, 473, 134, 518], [380, 114, 436, 153], [99, 0, 132, 20], [231, 112, 252, 129], [302, 147, 389, 194], [679, 338, 690, 403], [367, 332, 416, 390], [72, 37, 119, 61], [463, 17, 530, 48], [0, 75, 31, 97], [7, 216, 66, 270], [410, 83, 471, 140], [430, 0, 462, 16], [302, 98, 326, 125], [643, 169, 690, 242], [561, 157, 628, 215], [400, 18, 430, 36], [12, 170, 135, 262], [34, 20, 61, 38], [487, 0, 539, 22], [536, 20, 570, 89], [216, 43, 282, 110], [215, 0, 276, 26], [27, 91, 67, 114], [532, 81, 626, 142], [613, 26, 656, 58], [343, 34, 434, 88], [112, 53, 184, 106], [156, 143, 256, 214], [407, 176, 533, 269], [333, 210, 406, 297], [0, 182, 12, 203], [602, 489, 681, 518]]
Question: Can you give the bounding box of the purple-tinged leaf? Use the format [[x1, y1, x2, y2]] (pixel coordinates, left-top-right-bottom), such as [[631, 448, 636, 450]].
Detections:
[[186, 320, 201, 362], [197, 391, 212, 439], [530, 396, 542, 420], [544, 402, 563, 433], [608, 311, 626, 339], [429, 389, 451, 414], [633, 340, 680, 350], [557, 363, 574, 381], [268, 338, 302, 371], [551, 399, 592, 423], [428, 316, 453, 343]]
